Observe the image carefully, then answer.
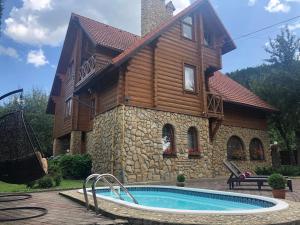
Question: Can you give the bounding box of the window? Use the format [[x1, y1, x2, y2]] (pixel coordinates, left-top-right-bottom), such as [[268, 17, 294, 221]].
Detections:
[[90, 98, 96, 120], [65, 98, 72, 118], [188, 127, 200, 157], [162, 124, 176, 157], [184, 65, 196, 92], [182, 16, 194, 40], [67, 61, 75, 79], [227, 136, 246, 160], [249, 138, 265, 160], [204, 23, 214, 47]]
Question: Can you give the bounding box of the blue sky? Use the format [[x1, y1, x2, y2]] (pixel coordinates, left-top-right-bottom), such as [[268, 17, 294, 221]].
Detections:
[[0, 0, 300, 95]]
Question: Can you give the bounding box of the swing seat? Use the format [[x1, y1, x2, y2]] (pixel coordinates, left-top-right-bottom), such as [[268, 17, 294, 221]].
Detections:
[[0, 111, 47, 184]]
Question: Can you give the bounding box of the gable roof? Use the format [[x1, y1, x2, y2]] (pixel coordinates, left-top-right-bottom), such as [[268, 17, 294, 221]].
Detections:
[[73, 13, 140, 51], [209, 71, 277, 112], [112, 0, 236, 67]]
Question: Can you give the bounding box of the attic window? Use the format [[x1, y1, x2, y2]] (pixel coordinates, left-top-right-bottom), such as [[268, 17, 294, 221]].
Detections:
[[182, 16, 194, 40]]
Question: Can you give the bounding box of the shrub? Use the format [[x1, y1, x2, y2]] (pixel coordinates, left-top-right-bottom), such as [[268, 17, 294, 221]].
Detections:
[[37, 176, 53, 189], [268, 174, 286, 190], [53, 174, 62, 186], [256, 166, 300, 176], [58, 154, 92, 179], [177, 174, 185, 183], [26, 181, 36, 188]]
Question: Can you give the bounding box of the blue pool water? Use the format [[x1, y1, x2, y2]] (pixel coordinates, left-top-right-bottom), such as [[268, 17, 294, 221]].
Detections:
[[94, 187, 275, 211]]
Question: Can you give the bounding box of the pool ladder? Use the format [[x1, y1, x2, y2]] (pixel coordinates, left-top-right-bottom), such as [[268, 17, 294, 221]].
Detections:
[[83, 174, 138, 213]]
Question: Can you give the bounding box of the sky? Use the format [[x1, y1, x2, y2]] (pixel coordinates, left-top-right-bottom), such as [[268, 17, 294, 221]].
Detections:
[[0, 0, 300, 95]]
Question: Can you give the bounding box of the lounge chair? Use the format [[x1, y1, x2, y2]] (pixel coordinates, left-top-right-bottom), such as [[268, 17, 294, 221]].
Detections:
[[227, 160, 293, 192], [223, 160, 293, 191]]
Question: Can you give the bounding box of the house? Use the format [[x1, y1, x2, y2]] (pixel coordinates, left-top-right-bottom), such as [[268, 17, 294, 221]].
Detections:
[[47, 0, 277, 182]]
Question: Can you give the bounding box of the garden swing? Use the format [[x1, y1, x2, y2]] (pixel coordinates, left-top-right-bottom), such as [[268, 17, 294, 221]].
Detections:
[[0, 89, 48, 184]]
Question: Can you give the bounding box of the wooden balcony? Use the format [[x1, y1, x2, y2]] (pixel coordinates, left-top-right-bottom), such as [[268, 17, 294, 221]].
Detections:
[[207, 92, 224, 118], [77, 55, 96, 86]]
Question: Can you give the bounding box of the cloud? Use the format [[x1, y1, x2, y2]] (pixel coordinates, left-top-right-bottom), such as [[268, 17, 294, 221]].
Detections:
[[288, 22, 300, 31], [4, 0, 195, 47], [248, 0, 257, 6], [0, 45, 19, 59], [265, 0, 290, 12], [27, 49, 49, 67]]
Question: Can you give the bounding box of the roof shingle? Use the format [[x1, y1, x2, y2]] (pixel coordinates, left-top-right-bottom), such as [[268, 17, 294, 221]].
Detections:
[[209, 72, 277, 111], [74, 13, 140, 51]]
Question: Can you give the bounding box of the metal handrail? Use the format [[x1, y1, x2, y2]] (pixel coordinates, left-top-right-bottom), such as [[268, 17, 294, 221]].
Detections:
[[83, 174, 100, 210], [91, 174, 138, 213]]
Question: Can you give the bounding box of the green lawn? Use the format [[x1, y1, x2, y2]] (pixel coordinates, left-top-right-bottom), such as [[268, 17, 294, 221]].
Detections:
[[0, 179, 83, 193]]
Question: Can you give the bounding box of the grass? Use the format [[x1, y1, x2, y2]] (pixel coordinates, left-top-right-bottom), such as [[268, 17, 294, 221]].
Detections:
[[0, 179, 83, 193]]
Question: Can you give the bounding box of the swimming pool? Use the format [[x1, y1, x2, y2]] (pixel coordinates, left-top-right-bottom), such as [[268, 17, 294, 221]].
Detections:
[[82, 186, 288, 214]]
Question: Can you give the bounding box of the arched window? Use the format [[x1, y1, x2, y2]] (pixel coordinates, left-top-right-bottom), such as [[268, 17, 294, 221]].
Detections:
[[227, 136, 246, 160], [188, 127, 200, 157], [249, 138, 265, 160], [162, 124, 175, 156]]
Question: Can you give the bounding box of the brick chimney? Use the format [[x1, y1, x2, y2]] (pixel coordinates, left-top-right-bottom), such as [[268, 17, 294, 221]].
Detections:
[[141, 0, 175, 37]]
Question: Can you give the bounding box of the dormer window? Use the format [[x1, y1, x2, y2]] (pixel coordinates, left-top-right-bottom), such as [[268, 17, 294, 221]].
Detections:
[[182, 16, 194, 40]]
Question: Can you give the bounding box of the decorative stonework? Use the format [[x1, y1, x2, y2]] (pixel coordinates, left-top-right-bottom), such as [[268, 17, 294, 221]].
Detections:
[[212, 125, 271, 176], [87, 105, 272, 183], [141, 0, 175, 36]]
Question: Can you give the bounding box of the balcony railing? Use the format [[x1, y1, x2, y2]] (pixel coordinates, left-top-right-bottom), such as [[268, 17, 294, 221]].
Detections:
[[78, 55, 96, 84], [207, 92, 223, 118]]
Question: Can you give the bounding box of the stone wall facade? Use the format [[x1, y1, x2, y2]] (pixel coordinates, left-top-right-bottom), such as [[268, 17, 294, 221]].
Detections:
[[70, 131, 82, 155], [212, 125, 272, 176], [87, 105, 272, 183]]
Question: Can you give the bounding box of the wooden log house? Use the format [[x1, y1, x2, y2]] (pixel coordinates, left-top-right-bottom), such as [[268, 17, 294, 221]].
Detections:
[[47, 0, 277, 182]]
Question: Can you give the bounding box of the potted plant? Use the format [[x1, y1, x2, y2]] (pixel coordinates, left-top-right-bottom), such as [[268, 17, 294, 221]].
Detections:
[[268, 173, 286, 199], [176, 174, 185, 187]]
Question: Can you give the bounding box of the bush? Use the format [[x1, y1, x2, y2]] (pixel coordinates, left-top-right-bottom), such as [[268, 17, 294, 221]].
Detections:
[[37, 176, 53, 189], [177, 174, 185, 182], [268, 174, 286, 190], [26, 181, 36, 188], [255, 166, 300, 176], [58, 154, 92, 179]]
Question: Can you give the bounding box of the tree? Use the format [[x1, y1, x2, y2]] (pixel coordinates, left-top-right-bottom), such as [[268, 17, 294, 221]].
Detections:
[[229, 27, 300, 164], [0, 89, 54, 156]]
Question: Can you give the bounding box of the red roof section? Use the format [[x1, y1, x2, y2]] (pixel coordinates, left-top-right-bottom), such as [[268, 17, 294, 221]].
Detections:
[[74, 13, 140, 51], [209, 72, 277, 111]]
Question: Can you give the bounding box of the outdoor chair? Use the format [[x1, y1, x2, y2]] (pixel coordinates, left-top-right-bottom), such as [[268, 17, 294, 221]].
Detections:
[[223, 160, 293, 191]]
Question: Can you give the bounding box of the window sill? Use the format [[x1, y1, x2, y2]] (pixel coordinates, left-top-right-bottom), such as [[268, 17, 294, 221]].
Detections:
[[184, 89, 198, 95], [163, 154, 177, 159], [188, 154, 202, 159]]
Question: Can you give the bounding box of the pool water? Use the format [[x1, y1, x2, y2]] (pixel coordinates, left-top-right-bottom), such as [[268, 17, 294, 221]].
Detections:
[[95, 187, 274, 211]]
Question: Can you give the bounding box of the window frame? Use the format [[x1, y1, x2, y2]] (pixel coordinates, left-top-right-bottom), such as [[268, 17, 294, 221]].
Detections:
[[227, 135, 246, 161], [249, 138, 265, 161], [162, 124, 176, 158], [187, 127, 201, 158], [181, 15, 195, 41], [183, 64, 197, 93], [64, 98, 73, 119]]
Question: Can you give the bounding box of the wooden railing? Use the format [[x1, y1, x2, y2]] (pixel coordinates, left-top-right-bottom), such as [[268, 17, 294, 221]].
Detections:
[[207, 93, 223, 118], [78, 55, 96, 84]]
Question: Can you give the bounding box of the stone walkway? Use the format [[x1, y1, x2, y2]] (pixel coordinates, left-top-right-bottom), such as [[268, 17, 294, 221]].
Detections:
[[0, 178, 299, 224], [0, 191, 127, 225]]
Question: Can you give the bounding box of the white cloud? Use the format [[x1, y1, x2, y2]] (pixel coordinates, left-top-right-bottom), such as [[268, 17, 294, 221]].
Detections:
[[27, 49, 49, 67], [4, 0, 196, 47], [265, 0, 290, 13], [23, 0, 52, 11], [288, 22, 300, 31], [248, 0, 257, 6], [0, 45, 19, 59]]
